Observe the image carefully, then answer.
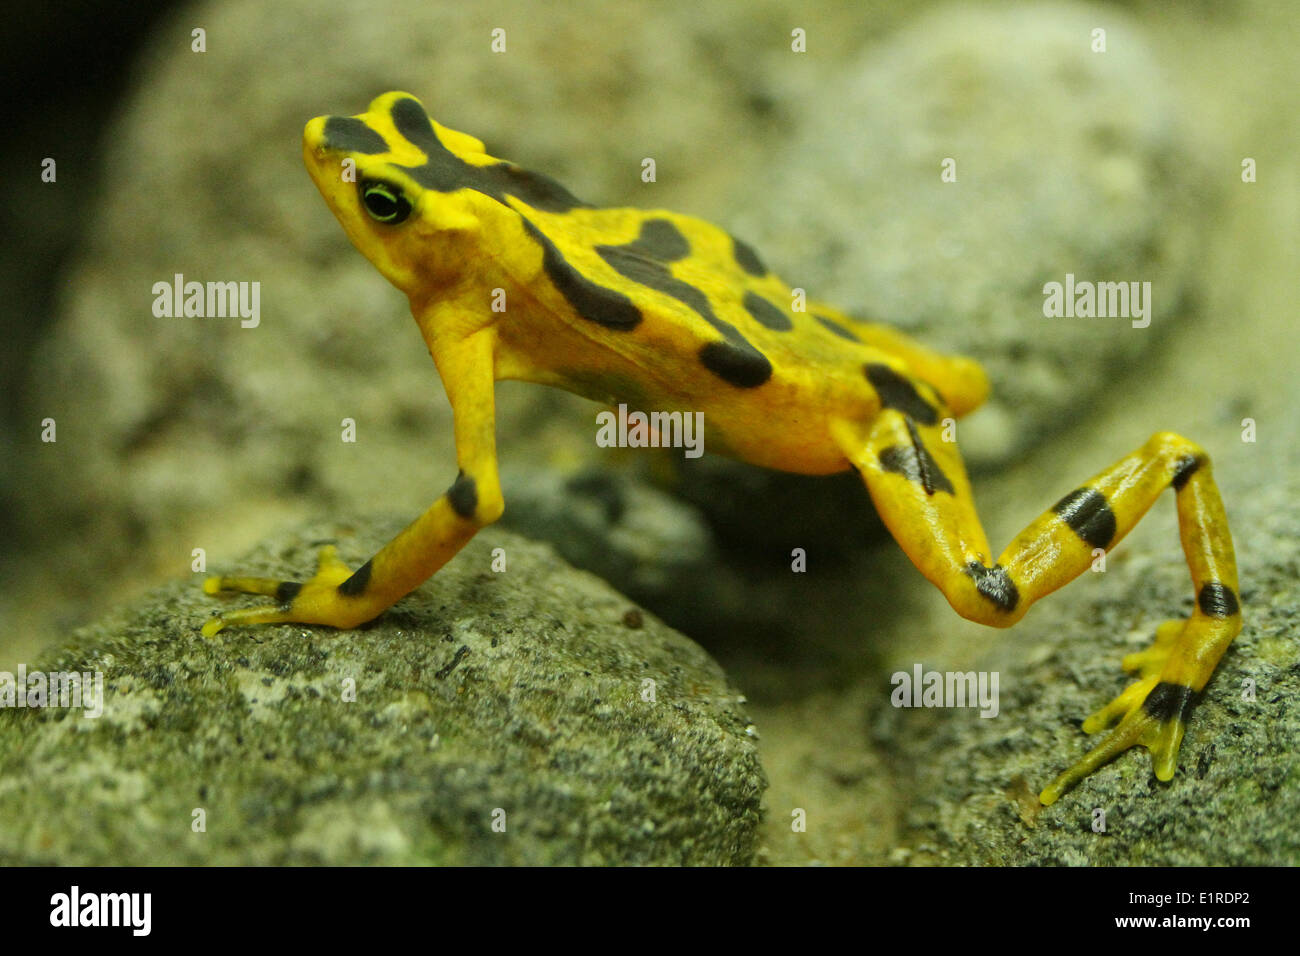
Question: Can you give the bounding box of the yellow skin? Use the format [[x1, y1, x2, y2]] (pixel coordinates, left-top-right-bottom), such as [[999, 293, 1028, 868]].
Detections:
[[204, 92, 1242, 806]]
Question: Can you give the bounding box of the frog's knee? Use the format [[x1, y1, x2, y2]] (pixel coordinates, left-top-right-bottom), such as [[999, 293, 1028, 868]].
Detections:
[[447, 470, 504, 525], [942, 561, 1027, 627], [1143, 432, 1211, 489], [1145, 430, 1204, 461]]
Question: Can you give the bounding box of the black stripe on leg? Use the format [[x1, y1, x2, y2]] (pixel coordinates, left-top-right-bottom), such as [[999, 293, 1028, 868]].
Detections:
[[448, 471, 479, 519], [1197, 582, 1240, 618], [275, 581, 303, 605], [964, 562, 1020, 613], [1171, 454, 1206, 492], [1142, 681, 1199, 722], [878, 420, 955, 496], [904, 419, 953, 497], [1051, 487, 1117, 550], [338, 559, 373, 597]]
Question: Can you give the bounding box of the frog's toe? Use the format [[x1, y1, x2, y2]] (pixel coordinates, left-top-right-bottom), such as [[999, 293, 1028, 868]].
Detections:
[[202, 604, 296, 638], [1079, 674, 1159, 734], [201, 545, 367, 636], [1119, 618, 1182, 676], [1040, 673, 1195, 805]]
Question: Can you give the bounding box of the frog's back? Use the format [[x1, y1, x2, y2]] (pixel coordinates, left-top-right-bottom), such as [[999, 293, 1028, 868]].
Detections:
[[503, 199, 990, 471], [302, 92, 988, 474]]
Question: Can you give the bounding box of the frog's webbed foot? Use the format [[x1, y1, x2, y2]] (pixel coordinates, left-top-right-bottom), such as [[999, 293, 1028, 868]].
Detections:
[[202, 545, 374, 636], [1039, 619, 1198, 806]]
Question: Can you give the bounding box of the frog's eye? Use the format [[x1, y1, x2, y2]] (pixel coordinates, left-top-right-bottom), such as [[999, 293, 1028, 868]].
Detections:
[[360, 180, 412, 224]]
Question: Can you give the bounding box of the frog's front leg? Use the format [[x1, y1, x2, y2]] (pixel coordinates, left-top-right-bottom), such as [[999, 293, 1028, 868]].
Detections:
[[202, 329, 502, 636], [834, 397, 1241, 805]]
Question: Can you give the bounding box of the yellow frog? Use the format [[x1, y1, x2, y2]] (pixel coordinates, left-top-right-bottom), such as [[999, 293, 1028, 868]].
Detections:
[[203, 92, 1242, 805]]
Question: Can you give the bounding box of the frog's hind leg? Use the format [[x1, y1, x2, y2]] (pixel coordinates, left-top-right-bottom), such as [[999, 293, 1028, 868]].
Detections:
[[832, 382, 1241, 805]]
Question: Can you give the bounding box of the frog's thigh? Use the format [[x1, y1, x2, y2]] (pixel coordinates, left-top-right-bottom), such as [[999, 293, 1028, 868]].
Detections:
[[848, 320, 990, 416]]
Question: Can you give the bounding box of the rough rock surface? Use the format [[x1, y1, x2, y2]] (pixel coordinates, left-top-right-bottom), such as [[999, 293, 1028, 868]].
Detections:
[[0, 521, 764, 865]]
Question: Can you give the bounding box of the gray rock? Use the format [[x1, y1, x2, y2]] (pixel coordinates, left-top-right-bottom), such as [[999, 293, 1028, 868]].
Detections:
[[0, 520, 764, 865], [499, 464, 718, 613]]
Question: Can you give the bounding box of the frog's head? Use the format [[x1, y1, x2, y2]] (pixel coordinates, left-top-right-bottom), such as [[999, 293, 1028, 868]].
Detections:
[[303, 92, 500, 302]]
